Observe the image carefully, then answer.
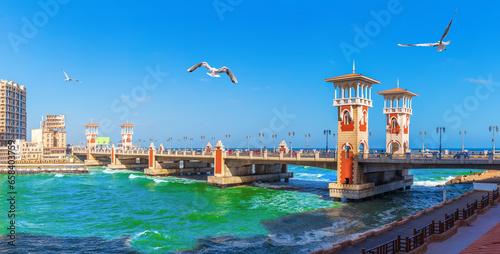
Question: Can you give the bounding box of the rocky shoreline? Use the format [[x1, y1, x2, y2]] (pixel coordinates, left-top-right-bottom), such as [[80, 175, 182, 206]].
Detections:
[[446, 170, 500, 185]]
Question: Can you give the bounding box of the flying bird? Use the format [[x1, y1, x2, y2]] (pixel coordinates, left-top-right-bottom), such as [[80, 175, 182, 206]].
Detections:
[[397, 7, 457, 52], [187, 62, 238, 84], [62, 69, 82, 83]]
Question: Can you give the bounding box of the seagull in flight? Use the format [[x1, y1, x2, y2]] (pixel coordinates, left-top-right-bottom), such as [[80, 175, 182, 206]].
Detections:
[[62, 69, 82, 83], [398, 7, 457, 52], [187, 62, 238, 84]]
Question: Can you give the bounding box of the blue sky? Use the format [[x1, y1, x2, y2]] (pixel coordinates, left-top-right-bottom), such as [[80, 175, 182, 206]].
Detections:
[[0, 0, 499, 149]]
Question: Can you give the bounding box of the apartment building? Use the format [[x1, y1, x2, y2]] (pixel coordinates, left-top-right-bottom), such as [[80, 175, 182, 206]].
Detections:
[[0, 80, 27, 146]]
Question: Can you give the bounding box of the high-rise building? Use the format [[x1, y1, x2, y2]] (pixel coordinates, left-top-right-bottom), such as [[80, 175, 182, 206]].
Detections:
[[0, 80, 27, 145]]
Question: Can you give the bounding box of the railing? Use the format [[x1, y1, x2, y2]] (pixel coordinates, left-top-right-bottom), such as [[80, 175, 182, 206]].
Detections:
[[402, 231, 424, 252], [414, 221, 436, 238], [362, 236, 401, 254], [362, 188, 499, 254], [481, 193, 490, 209]]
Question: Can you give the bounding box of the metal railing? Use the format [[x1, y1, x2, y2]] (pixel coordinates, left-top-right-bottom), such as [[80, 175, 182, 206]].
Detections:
[[362, 188, 499, 254]]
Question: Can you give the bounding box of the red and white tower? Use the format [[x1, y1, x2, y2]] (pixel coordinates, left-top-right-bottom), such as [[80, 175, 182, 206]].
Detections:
[[120, 123, 135, 149], [325, 64, 380, 184], [84, 123, 99, 149], [377, 79, 418, 155]]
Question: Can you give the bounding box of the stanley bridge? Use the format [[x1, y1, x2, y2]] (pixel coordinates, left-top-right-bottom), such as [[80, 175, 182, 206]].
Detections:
[[73, 68, 500, 201]]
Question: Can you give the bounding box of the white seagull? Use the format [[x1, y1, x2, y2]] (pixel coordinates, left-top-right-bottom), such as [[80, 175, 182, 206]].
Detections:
[[398, 7, 457, 52], [187, 62, 238, 84], [62, 69, 82, 83]]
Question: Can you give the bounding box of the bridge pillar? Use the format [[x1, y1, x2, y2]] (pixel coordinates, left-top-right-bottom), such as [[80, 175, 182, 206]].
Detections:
[[144, 143, 168, 175], [208, 140, 293, 187], [110, 145, 116, 165]]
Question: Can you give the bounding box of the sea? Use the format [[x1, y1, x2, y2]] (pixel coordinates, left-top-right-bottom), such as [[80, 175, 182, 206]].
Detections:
[[0, 157, 486, 253]]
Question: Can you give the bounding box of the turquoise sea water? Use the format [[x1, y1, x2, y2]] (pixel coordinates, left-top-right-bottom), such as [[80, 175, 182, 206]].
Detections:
[[0, 166, 483, 253]]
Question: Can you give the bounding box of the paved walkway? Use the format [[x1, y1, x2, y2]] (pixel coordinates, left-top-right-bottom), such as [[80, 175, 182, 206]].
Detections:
[[426, 202, 500, 254], [339, 191, 488, 254]]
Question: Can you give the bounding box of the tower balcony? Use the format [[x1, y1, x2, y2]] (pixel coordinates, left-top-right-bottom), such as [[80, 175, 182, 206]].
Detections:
[[333, 97, 372, 107], [383, 107, 412, 115]]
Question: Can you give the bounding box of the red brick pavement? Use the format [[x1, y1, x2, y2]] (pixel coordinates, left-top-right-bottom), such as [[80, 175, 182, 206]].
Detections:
[[459, 222, 500, 254]]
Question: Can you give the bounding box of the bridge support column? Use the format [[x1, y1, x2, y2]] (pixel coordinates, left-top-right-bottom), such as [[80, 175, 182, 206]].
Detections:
[[207, 141, 293, 187], [84, 148, 99, 166], [144, 143, 168, 175]]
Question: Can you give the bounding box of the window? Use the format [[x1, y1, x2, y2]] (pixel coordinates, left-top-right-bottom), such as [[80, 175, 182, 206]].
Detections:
[[391, 118, 398, 129], [343, 111, 351, 125]]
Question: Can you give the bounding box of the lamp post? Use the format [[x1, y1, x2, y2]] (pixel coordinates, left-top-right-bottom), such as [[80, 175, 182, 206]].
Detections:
[[323, 130, 331, 153], [211, 137, 215, 147], [490, 126, 499, 155], [288, 131, 295, 155], [419, 131, 426, 153], [201, 136, 205, 150], [246, 136, 251, 152], [436, 127, 445, 159], [459, 130, 466, 152], [259, 133, 264, 154], [272, 134, 277, 152], [167, 137, 172, 150], [305, 134, 310, 152], [190, 138, 193, 151], [183, 136, 187, 151], [225, 134, 230, 152]]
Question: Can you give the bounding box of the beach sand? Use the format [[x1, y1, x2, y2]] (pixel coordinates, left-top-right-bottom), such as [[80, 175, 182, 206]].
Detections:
[[446, 170, 500, 185]]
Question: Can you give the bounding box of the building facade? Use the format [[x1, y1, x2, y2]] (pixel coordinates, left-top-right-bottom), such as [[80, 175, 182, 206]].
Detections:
[[0, 80, 27, 146], [30, 115, 67, 159]]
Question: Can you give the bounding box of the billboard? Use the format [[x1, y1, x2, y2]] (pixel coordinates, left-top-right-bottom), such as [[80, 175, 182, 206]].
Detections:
[[95, 137, 110, 145]]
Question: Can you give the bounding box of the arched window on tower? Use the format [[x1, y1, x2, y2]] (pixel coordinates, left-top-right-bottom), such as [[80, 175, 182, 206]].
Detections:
[[391, 118, 398, 130], [344, 111, 351, 125]]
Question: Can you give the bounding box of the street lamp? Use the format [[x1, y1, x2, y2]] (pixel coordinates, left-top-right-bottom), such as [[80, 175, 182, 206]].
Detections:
[[288, 131, 295, 154], [211, 137, 215, 147], [305, 134, 310, 152], [459, 130, 466, 152], [201, 136, 205, 150], [246, 136, 251, 152], [167, 137, 172, 150], [259, 133, 264, 154], [272, 134, 277, 152], [225, 134, 230, 151], [190, 138, 193, 151], [419, 131, 427, 153], [490, 126, 499, 155], [183, 136, 187, 150], [436, 127, 445, 159], [323, 130, 331, 153]]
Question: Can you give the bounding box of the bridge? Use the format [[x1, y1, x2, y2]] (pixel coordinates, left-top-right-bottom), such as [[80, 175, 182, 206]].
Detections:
[[73, 143, 500, 201], [74, 68, 500, 201]]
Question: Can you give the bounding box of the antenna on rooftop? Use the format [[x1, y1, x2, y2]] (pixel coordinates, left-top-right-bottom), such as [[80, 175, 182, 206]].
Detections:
[[397, 78, 399, 88], [353, 60, 355, 74]]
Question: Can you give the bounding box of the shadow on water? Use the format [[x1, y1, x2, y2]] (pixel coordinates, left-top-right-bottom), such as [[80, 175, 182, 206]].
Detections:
[[0, 234, 141, 254]]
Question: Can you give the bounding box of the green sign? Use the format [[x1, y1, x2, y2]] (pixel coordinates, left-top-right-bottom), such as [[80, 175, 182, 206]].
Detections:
[[96, 137, 110, 145]]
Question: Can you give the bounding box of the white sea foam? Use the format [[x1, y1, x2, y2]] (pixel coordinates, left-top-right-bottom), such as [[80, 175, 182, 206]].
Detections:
[[129, 174, 142, 179], [295, 173, 325, 178], [414, 176, 454, 187], [103, 168, 138, 174], [54, 174, 64, 177]]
